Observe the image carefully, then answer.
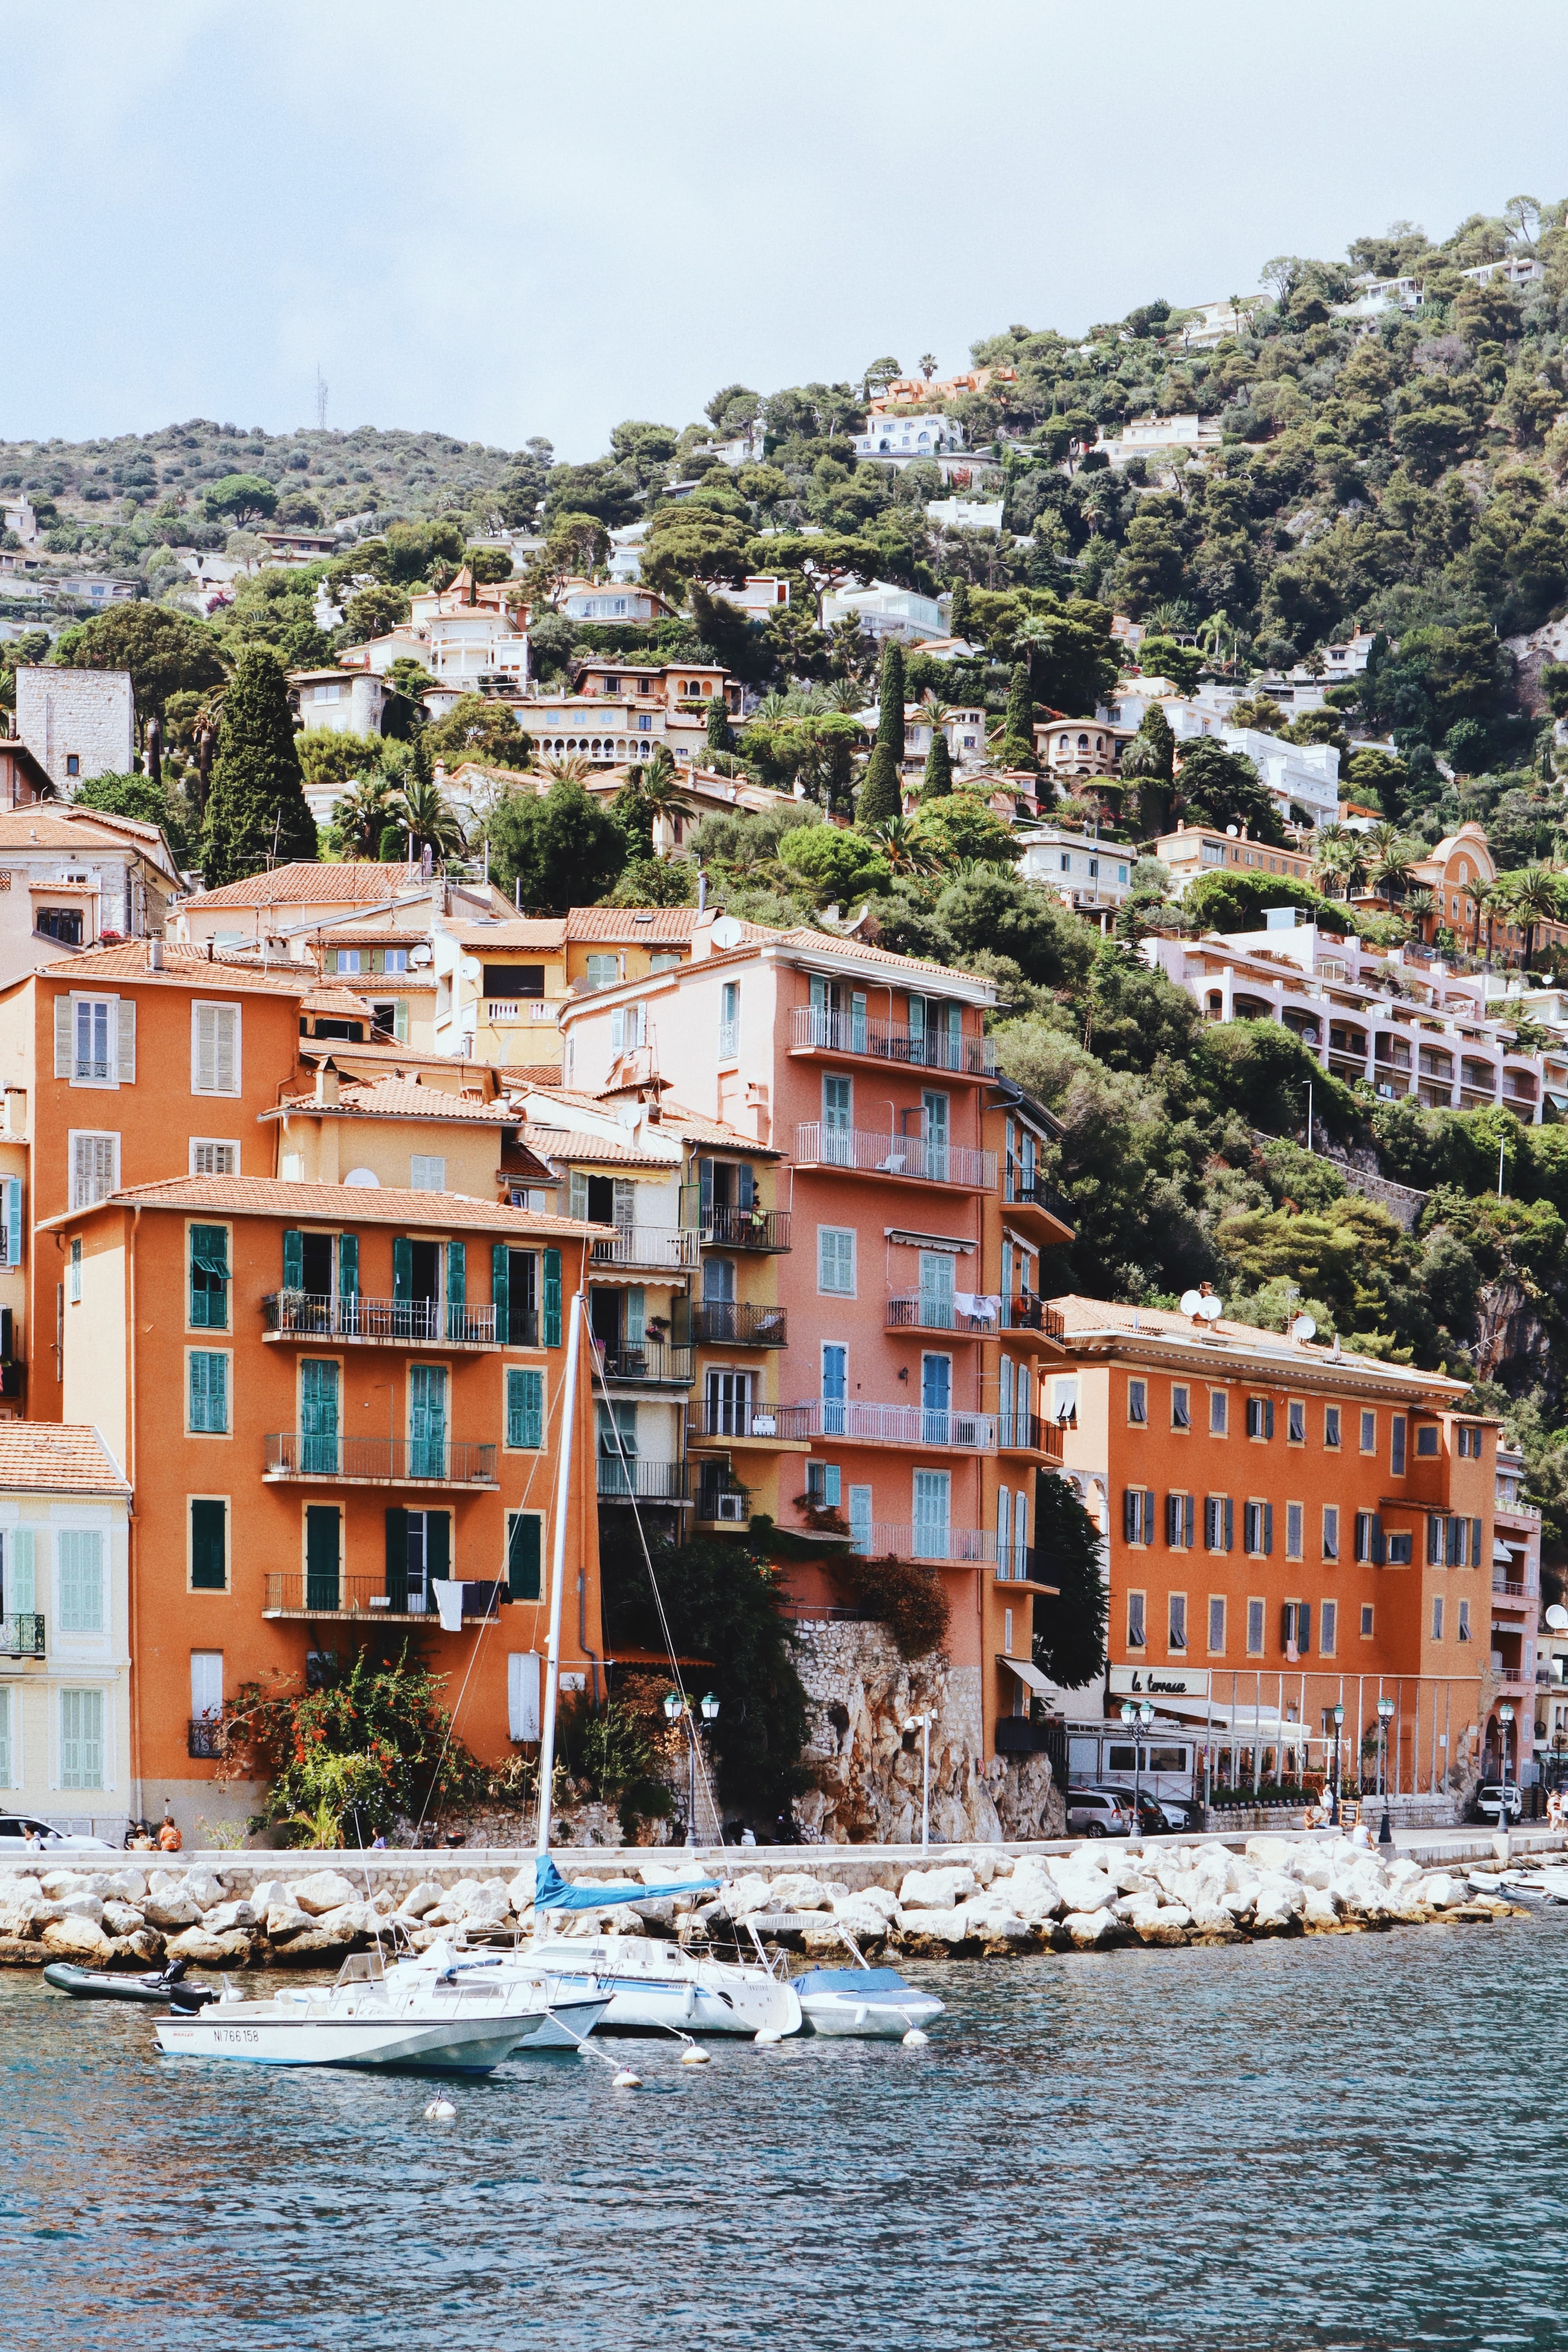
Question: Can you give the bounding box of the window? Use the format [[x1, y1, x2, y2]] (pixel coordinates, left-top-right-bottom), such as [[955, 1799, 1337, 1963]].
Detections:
[[56, 1530, 104, 1632], [192, 1003, 240, 1096], [806, 1461, 841, 1508], [1122, 1487, 1156, 1545], [190, 1499, 228, 1591], [69, 1131, 119, 1209], [505, 1511, 543, 1601], [187, 1349, 229, 1435], [1458, 1599, 1471, 1642], [1167, 1593, 1187, 1652], [188, 1223, 230, 1331], [1171, 1385, 1190, 1431], [1207, 1596, 1225, 1654], [1285, 1501, 1303, 1560], [1427, 1513, 1445, 1566], [1416, 1424, 1440, 1458], [1243, 1500, 1274, 1556], [1385, 1530, 1413, 1565], [1324, 1406, 1341, 1450], [1320, 1601, 1337, 1657], [65, 995, 129, 1086], [1127, 1379, 1147, 1426], [1432, 1596, 1445, 1642], [817, 1225, 855, 1295], [506, 1367, 544, 1450], [718, 982, 740, 1060], [1359, 1409, 1376, 1455], [1323, 1505, 1340, 1562], [1287, 1400, 1305, 1445], [410, 1156, 446, 1192], [65, 755, 80, 778], [1457, 1424, 1483, 1458], [335, 949, 363, 975], [1283, 1601, 1310, 1656], [609, 1002, 645, 1054], [585, 954, 619, 991], [191, 1140, 239, 1176], [1246, 1599, 1265, 1656], [1391, 1415, 1407, 1476], [1209, 1390, 1228, 1436], [1165, 1492, 1194, 1548], [1361, 1604, 1375, 1639], [1204, 1494, 1234, 1552], [59, 1688, 104, 1790], [1127, 1591, 1146, 1648], [69, 1236, 81, 1304], [1245, 1397, 1275, 1440]]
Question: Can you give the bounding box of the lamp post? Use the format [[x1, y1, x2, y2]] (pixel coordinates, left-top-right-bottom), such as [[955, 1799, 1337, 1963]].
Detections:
[[1331, 1703, 1345, 1826], [1376, 1696, 1396, 1846], [1120, 1697, 1154, 1839], [664, 1689, 715, 1846], [1499, 1702, 1515, 1853], [903, 1711, 933, 1852]]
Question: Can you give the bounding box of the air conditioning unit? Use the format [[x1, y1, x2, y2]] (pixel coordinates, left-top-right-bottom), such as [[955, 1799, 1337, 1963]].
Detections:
[[709, 1490, 748, 1523]]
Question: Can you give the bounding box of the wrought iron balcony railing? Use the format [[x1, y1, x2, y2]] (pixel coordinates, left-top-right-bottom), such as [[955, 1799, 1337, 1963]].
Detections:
[[1003, 1171, 1075, 1225], [0, 1611, 45, 1658], [264, 1434, 498, 1486], [594, 1338, 695, 1387], [263, 1292, 500, 1347], [596, 1459, 690, 1503], [588, 1225, 701, 1271], [262, 1571, 504, 1620], [688, 1302, 788, 1347], [686, 1200, 791, 1253], [187, 1717, 227, 1760], [886, 1294, 998, 1335], [999, 1294, 1065, 1339], [793, 1124, 996, 1190], [788, 1399, 996, 1451], [790, 1004, 996, 1075]]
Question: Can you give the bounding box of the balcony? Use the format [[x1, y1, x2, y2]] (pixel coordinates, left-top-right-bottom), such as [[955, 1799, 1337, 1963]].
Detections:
[[588, 1225, 701, 1272], [262, 1572, 504, 1623], [788, 1399, 996, 1450], [690, 1203, 791, 1254], [850, 1523, 998, 1566], [691, 1402, 813, 1444], [793, 1124, 996, 1191], [1002, 1174, 1075, 1227], [688, 1302, 788, 1347], [887, 1294, 997, 1336], [594, 1338, 695, 1388], [1000, 1412, 1066, 1461], [187, 1717, 227, 1760], [263, 1434, 498, 1488], [790, 1004, 996, 1076], [596, 1459, 690, 1504], [263, 1293, 501, 1349], [1000, 1294, 1065, 1339], [694, 1477, 752, 1527], [0, 1611, 45, 1658], [1492, 1577, 1535, 1601]]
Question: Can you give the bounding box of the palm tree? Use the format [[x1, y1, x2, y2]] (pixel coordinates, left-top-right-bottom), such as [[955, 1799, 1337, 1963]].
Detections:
[[1462, 874, 1492, 959], [1365, 823, 1417, 904], [864, 816, 936, 878], [1312, 823, 1366, 897], [824, 679, 869, 715], [1504, 864, 1566, 969], [394, 775, 467, 864], [333, 771, 399, 860], [752, 692, 792, 725], [535, 753, 593, 785], [624, 747, 694, 854], [1403, 886, 1437, 940]]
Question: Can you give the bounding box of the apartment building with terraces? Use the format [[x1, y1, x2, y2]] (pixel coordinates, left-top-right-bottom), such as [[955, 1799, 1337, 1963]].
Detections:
[[1144, 917, 1568, 1123]]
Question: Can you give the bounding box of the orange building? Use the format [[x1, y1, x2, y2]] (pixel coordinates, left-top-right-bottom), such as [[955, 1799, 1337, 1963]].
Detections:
[[1044, 1295, 1499, 1800], [47, 1174, 608, 1836]]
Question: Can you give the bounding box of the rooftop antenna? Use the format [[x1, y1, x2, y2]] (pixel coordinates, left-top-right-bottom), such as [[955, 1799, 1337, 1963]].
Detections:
[[314, 367, 328, 430]]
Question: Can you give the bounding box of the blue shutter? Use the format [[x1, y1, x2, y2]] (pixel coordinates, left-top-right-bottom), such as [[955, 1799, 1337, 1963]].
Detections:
[[492, 1243, 510, 1344], [543, 1247, 562, 1347], [393, 1237, 413, 1301], [283, 1229, 304, 1291], [446, 1241, 466, 1310], [338, 1233, 359, 1298], [385, 1508, 409, 1610], [507, 1513, 542, 1601], [4, 1176, 19, 1268]]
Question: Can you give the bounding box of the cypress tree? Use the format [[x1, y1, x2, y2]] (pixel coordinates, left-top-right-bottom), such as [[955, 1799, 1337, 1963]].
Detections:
[[920, 728, 953, 801], [876, 639, 906, 760], [997, 660, 1038, 769], [856, 741, 903, 826], [705, 693, 733, 756], [948, 577, 971, 638], [200, 647, 318, 886]]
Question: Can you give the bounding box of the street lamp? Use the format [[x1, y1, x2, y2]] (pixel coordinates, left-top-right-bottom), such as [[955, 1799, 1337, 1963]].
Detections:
[[1376, 1696, 1396, 1847], [1499, 1702, 1515, 1847], [663, 1689, 706, 1846], [1119, 1697, 1154, 1838], [1331, 1704, 1345, 1826], [903, 1712, 934, 1852]]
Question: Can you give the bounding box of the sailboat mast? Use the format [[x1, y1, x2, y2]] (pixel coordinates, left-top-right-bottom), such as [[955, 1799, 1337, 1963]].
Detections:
[[534, 1286, 585, 1858]]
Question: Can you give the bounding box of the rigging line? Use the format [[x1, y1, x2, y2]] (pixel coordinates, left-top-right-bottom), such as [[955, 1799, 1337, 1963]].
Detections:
[[410, 1336, 568, 1840], [589, 1329, 721, 1841]]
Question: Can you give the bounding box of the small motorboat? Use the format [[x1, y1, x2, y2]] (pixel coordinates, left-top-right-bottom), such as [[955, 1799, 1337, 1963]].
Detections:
[[399, 1927, 803, 2040], [44, 1958, 216, 2008], [793, 1963, 945, 2040]]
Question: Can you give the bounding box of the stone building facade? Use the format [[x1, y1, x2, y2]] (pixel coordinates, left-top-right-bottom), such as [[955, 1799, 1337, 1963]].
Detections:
[[16, 668, 136, 791]]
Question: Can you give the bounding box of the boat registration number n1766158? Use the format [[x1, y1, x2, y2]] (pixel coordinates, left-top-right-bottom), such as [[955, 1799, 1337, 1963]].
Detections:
[[201, 2027, 262, 2046]]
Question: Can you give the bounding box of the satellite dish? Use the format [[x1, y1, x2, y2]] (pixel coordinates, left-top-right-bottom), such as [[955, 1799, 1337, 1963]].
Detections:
[[409, 944, 433, 969], [461, 957, 481, 980], [1291, 1314, 1317, 1342], [344, 1168, 380, 1187], [1179, 1288, 1203, 1316], [1198, 1295, 1223, 1322], [1548, 1604, 1568, 1632], [710, 914, 744, 950]]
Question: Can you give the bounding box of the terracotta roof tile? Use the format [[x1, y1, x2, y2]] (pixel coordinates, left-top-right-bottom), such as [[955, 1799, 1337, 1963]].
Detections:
[[297, 1037, 482, 1074], [519, 1124, 677, 1170], [180, 862, 423, 911], [303, 982, 379, 1019], [270, 1077, 517, 1125], [1047, 1293, 1469, 1395], [44, 1173, 603, 1241], [0, 1422, 129, 1494], [447, 919, 568, 950], [564, 908, 701, 943], [28, 943, 312, 996]]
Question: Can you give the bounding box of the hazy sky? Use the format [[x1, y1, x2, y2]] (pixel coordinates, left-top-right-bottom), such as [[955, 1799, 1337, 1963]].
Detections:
[[7, 0, 1568, 460]]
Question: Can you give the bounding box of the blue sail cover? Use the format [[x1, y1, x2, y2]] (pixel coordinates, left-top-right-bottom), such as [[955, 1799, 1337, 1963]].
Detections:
[[534, 1853, 720, 1911]]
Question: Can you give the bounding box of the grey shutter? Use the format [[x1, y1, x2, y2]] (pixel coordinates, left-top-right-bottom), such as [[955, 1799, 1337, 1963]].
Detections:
[[1223, 1497, 1234, 1552], [116, 999, 135, 1084], [1166, 1492, 1180, 1546], [1472, 1516, 1483, 1568], [427, 1512, 450, 1582], [1299, 1603, 1311, 1654], [1263, 1503, 1274, 1555], [55, 995, 72, 1078], [1264, 1400, 1274, 1439], [1123, 1488, 1138, 1542]]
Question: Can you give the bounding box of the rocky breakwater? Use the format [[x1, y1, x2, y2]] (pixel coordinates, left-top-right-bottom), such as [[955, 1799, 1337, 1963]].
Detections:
[[704, 1836, 1530, 1958]]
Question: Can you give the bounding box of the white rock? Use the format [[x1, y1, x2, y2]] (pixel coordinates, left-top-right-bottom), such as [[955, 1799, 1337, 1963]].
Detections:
[[900, 1906, 975, 1945], [265, 1901, 313, 1941], [897, 1865, 977, 1912], [1301, 1885, 1341, 1930], [1252, 1876, 1305, 1932], [41, 1870, 112, 1899], [1414, 1872, 1465, 1909], [183, 1868, 228, 1912], [766, 1871, 838, 1911], [1137, 1904, 1192, 1944], [956, 1894, 1031, 1942], [42, 1914, 114, 1959], [833, 1884, 899, 1925], [104, 1868, 147, 1902], [143, 1890, 201, 1930], [1008, 1858, 1063, 1918], [1385, 1857, 1421, 1889], [1062, 1908, 1118, 1949], [201, 1899, 256, 1936], [456, 1883, 511, 1929], [1051, 1859, 1118, 1914], [1245, 1836, 1301, 1872], [101, 1900, 146, 1938], [292, 1870, 362, 1917], [713, 1873, 774, 1918], [503, 1871, 536, 1917], [969, 1851, 1000, 1887], [54, 1892, 106, 1926], [830, 1896, 895, 1940]]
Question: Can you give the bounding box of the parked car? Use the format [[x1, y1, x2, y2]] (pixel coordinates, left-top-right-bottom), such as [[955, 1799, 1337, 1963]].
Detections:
[[0, 1815, 112, 1852], [1096, 1786, 1167, 1835], [1066, 1786, 1130, 1838], [1476, 1782, 1524, 1823]]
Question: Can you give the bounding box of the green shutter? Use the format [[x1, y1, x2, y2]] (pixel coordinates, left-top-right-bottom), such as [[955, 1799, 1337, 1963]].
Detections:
[[492, 1243, 510, 1345], [301, 1359, 340, 1473], [508, 1366, 543, 1449], [190, 1498, 227, 1590], [189, 1350, 228, 1434], [338, 1233, 359, 1298], [427, 1511, 450, 1583], [569, 1170, 588, 1221], [305, 1506, 340, 1609], [385, 1507, 409, 1610], [393, 1237, 413, 1300], [189, 1224, 230, 1331], [446, 1240, 466, 1310], [543, 1247, 562, 1347], [283, 1229, 304, 1291], [507, 1512, 541, 1601]]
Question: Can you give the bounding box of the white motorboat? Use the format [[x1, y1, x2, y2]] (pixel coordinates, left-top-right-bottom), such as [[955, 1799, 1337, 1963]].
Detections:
[[793, 1962, 944, 2040], [152, 1952, 608, 2071], [398, 1928, 802, 2039]]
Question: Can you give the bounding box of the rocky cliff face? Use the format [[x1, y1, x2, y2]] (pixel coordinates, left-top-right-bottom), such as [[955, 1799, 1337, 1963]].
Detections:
[[792, 1623, 1063, 1844]]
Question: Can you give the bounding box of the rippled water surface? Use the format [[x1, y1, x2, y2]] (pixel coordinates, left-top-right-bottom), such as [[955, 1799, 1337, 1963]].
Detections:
[[2, 1911, 1561, 2351]]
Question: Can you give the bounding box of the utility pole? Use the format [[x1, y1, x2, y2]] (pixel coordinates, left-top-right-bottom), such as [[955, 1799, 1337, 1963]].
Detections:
[[315, 367, 328, 430]]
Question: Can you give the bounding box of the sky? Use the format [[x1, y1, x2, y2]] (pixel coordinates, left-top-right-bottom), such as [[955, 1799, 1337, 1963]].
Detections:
[[7, 0, 1568, 461]]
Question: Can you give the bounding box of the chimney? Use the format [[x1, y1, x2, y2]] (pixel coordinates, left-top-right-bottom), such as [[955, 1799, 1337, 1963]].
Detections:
[[147, 939, 163, 971], [315, 1060, 340, 1107]]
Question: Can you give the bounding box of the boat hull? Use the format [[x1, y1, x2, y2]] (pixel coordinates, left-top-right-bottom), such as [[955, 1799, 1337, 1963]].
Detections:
[[797, 1992, 944, 2038], [409, 1937, 802, 2038], [44, 1962, 190, 2007], [149, 1983, 594, 2073]]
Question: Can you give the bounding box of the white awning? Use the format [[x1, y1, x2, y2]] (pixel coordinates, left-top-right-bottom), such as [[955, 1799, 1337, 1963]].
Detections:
[[1494, 1539, 1517, 1565], [1149, 1691, 1311, 1748], [1000, 1656, 1053, 1696], [884, 1227, 975, 1254]]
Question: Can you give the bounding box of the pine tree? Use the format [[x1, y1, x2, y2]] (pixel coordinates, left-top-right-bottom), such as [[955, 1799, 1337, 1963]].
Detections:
[[705, 693, 733, 756], [856, 741, 903, 826], [948, 578, 971, 638], [875, 640, 906, 760], [200, 647, 318, 886], [998, 660, 1037, 768], [920, 728, 953, 801]]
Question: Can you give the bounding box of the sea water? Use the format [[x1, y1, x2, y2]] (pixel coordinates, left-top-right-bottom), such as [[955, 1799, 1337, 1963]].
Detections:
[[1, 1909, 1558, 2350]]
